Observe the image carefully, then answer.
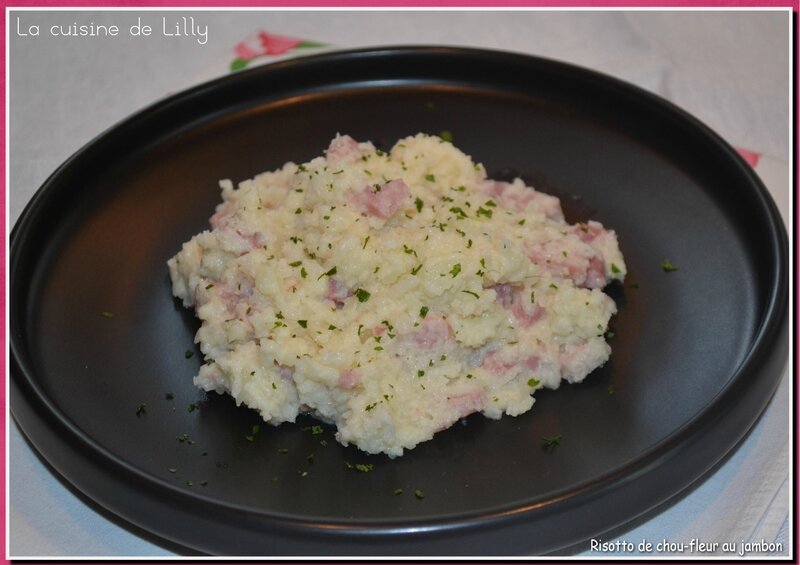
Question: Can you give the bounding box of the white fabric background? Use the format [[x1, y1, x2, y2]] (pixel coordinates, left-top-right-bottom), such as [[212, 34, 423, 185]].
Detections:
[[7, 9, 792, 557]]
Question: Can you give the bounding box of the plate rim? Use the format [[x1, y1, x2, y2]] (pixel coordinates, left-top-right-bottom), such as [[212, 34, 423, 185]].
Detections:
[[9, 45, 789, 553]]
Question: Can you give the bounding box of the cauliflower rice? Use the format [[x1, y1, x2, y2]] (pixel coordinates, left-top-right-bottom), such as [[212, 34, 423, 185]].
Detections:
[[168, 134, 626, 457]]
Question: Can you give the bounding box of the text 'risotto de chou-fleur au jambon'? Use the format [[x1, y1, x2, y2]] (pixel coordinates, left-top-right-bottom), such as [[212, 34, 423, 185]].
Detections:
[[168, 133, 626, 457]]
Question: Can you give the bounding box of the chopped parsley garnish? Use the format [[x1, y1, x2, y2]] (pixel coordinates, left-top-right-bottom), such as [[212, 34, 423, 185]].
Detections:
[[414, 489, 425, 500], [298, 320, 308, 328], [289, 260, 302, 267], [530, 291, 536, 304], [362, 235, 370, 249], [541, 435, 562, 452], [101, 311, 114, 318], [417, 370, 425, 377], [605, 331, 616, 339], [449, 206, 467, 219], [411, 264, 423, 276], [317, 266, 337, 280], [277, 448, 289, 454], [518, 219, 526, 226], [294, 208, 302, 214], [188, 402, 199, 412], [184, 350, 194, 359], [394, 488, 404, 495], [549, 283, 558, 290], [419, 306, 429, 319], [425, 173, 436, 182], [135, 403, 146, 417], [205, 283, 214, 290], [476, 206, 493, 219], [462, 290, 480, 299], [440, 130, 453, 143], [300, 267, 307, 279], [289, 236, 303, 244], [415, 197, 424, 213], [610, 263, 621, 274], [365, 402, 377, 411], [165, 393, 174, 400], [355, 288, 371, 302], [527, 378, 540, 388], [449, 263, 462, 277], [403, 244, 417, 257], [484, 199, 497, 208], [311, 425, 324, 435], [608, 384, 616, 395], [661, 259, 679, 272]]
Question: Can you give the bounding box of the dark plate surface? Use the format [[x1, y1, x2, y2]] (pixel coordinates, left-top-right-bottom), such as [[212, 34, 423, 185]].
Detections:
[[10, 47, 788, 556]]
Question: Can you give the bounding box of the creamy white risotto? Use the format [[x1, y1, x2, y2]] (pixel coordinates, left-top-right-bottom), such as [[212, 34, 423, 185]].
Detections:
[[168, 134, 626, 457]]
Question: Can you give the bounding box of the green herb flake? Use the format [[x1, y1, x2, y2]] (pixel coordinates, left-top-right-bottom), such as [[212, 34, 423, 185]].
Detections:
[[355, 288, 371, 303], [449, 206, 467, 219], [184, 350, 194, 359], [425, 173, 436, 182], [411, 264, 423, 276], [419, 306, 429, 319], [298, 320, 308, 329], [530, 291, 536, 304], [449, 263, 462, 278], [415, 197, 424, 213], [393, 488, 404, 495], [188, 402, 199, 413], [417, 370, 425, 377], [294, 208, 302, 215], [135, 403, 146, 417], [300, 267, 308, 279], [527, 378, 540, 388], [610, 263, 621, 274], [165, 392, 174, 401], [484, 199, 497, 208], [518, 219, 526, 226], [476, 207, 493, 219], [355, 463, 374, 473], [100, 310, 114, 318], [661, 259, 679, 272], [168, 468, 177, 474], [318, 266, 337, 280], [462, 290, 480, 299], [541, 435, 562, 452], [277, 448, 289, 454], [365, 402, 377, 412], [608, 384, 616, 395], [414, 489, 425, 500]]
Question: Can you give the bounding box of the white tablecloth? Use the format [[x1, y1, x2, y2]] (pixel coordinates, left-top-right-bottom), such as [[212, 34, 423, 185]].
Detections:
[[8, 9, 792, 557]]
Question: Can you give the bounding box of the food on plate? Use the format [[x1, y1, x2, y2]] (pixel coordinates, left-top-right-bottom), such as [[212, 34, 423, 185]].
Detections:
[[168, 133, 626, 457]]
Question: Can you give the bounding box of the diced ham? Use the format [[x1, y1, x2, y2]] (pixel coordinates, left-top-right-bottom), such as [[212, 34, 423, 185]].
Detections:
[[482, 349, 540, 375], [483, 180, 564, 221], [492, 283, 544, 328], [338, 369, 361, 390], [325, 134, 362, 163], [446, 389, 486, 420], [275, 361, 295, 383], [350, 179, 410, 219], [584, 256, 607, 289], [404, 312, 453, 352], [210, 200, 236, 229], [525, 239, 606, 290], [570, 220, 606, 243], [325, 277, 351, 308]]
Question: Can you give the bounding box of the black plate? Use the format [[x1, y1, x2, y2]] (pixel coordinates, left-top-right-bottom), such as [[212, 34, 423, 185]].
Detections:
[[10, 47, 788, 556]]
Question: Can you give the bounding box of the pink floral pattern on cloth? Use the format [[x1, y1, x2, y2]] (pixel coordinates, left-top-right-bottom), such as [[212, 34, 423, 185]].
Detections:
[[231, 31, 324, 71], [734, 146, 761, 168]]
